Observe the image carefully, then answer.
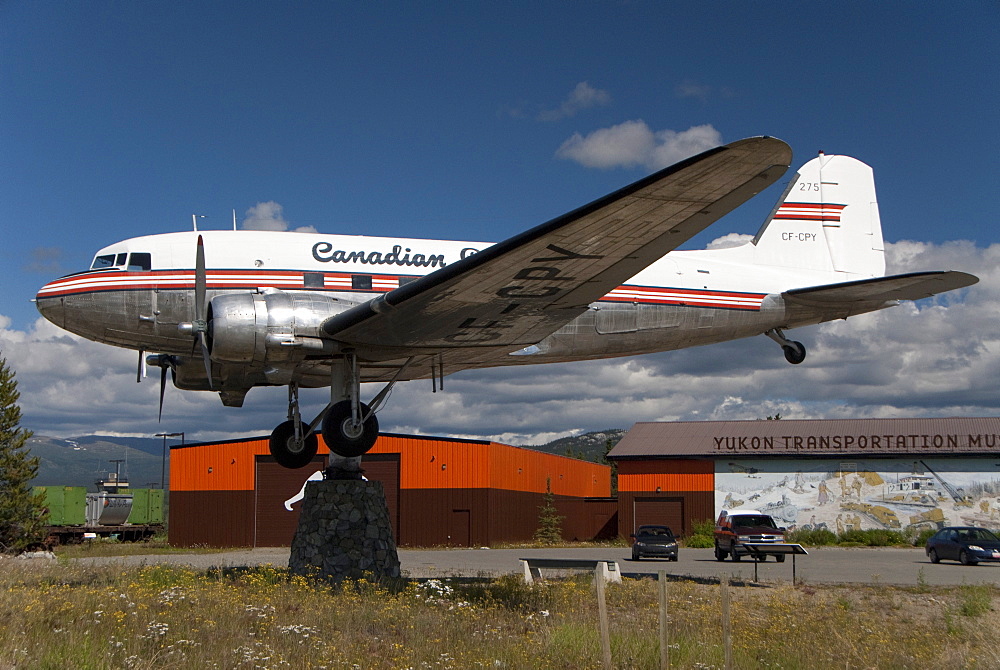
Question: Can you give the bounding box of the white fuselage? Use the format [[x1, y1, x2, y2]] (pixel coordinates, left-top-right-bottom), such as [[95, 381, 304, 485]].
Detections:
[[35, 229, 873, 391]]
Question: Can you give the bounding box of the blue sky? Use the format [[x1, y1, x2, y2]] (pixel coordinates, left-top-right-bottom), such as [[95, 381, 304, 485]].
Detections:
[[1, 3, 998, 442]]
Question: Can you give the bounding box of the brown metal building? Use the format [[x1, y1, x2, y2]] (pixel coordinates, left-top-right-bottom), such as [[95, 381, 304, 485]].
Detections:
[[609, 418, 1000, 538], [169, 432, 614, 548]]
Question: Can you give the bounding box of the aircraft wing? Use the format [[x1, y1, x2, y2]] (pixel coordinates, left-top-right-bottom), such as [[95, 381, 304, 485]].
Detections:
[[323, 136, 792, 355], [784, 271, 979, 306]]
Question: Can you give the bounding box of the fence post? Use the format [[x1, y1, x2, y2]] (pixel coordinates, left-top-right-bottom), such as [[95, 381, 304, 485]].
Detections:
[[595, 566, 612, 669], [721, 574, 732, 670], [658, 570, 669, 669]]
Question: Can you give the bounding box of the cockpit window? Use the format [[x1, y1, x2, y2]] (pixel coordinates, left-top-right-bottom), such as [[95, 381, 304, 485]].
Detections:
[[127, 253, 151, 272], [92, 254, 117, 269], [115, 253, 127, 266]]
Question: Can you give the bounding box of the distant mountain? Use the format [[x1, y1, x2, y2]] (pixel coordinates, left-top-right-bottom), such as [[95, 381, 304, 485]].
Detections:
[[27, 429, 625, 489], [28, 435, 171, 490], [525, 429, 627, 462]]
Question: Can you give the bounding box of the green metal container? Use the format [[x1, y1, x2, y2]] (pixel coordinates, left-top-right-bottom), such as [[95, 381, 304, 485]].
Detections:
[[63, 487, 87, 525], [147, 488, 164, 524], [129, 488, 149, 524], [127, 488, 165, 525], [34, 486, 65, 525]]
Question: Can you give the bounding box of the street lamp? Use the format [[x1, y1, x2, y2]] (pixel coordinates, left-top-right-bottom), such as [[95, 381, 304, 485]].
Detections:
[[155, 432, 184, 490]]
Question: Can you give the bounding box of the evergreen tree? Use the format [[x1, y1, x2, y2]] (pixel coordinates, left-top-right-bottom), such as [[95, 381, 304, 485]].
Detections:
[[533, 478, 564, 544], [0, 355, 46, 552]]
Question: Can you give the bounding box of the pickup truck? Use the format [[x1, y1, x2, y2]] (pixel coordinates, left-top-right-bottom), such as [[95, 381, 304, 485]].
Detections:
[[714, 509, 786, 562]]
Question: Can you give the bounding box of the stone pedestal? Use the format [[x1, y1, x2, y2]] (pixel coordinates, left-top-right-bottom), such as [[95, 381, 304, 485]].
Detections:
[[288, 479, 401, 582]]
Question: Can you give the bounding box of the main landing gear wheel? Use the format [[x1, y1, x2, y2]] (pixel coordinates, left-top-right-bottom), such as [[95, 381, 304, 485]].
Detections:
[[782, 341, 806, 365], [322, 400, 379, 458], [269, 421, 319, 469]]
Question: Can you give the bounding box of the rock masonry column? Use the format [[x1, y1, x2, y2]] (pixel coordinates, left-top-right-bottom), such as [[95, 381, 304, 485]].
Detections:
[[288, 479, 401, 582]]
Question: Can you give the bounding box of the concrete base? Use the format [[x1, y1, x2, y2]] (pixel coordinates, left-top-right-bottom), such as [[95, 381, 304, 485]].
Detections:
[[288, 479, 400, 582]]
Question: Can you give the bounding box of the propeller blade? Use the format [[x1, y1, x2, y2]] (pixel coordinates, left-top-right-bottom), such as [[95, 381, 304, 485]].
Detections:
[[195, 234, 206, 321], [193, 235, 213, 389], [199, 332, 214, 390], [137, 349, 144, 383], [158, 364, 168, 422]]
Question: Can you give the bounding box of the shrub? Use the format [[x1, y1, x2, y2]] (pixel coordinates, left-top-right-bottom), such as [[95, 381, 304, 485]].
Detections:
[[684, 519, 715, 548], [912, 527, 937, 547], [838, 528, 910, 547], [787, 527, 838, 547]]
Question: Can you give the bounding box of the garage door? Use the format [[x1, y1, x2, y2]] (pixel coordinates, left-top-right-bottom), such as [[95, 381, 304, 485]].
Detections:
[[633, 497, 685, 536], [254, 454, 401, 547], [360, 454, 400, 541], [255, 456, 327, 547]]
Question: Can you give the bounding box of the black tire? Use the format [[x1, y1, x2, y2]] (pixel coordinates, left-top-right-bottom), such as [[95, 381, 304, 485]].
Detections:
[[928, 548, 940, 564], [775, 554, 786, 563], [632, 550, 641, 561], [783, 342, 806, 365], [269, 420, 319, 469], [714, 544, 728, 562], [756, 554, 767, 562], [322, 400, 379, 458], [960, 550, 978, 566], [670, 555, 679, 562], [732, 550, 742, 562]]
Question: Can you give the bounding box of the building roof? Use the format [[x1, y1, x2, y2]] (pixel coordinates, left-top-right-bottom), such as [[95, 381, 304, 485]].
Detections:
[[608, 417, 1000, 460]]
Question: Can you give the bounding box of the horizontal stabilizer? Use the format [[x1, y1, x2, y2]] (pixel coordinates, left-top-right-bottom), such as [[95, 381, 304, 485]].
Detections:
[[784, 271, 978, 306]]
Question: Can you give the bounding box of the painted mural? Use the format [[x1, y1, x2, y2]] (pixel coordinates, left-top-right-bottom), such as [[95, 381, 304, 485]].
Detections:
[[715, 458, 1000, 533]]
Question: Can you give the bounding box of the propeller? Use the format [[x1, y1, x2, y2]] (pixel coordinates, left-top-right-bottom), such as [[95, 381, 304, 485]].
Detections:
[[193, 235, 213, 388], [177, 235, 214, 389], [145, 353, 177, 422], [147, 236, 216, 422]]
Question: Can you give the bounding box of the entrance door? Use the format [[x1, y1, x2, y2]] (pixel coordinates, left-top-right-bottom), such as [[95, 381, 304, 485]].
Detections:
[[449, 509, 471, 547], [633, 497, 685, 536]]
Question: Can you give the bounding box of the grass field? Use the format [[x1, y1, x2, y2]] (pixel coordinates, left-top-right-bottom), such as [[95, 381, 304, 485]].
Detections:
[[0, 559, 996, 669]]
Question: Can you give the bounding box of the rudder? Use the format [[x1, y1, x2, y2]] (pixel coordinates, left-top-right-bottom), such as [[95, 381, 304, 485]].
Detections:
[[751, 153, 885, 278]]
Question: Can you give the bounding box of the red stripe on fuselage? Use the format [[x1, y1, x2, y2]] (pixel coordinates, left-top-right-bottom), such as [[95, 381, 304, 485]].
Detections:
[[37, 269, 766, 310]]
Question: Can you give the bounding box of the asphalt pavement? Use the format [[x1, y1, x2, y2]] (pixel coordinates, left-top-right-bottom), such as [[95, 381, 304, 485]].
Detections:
[[67, 546, 1000, 587]]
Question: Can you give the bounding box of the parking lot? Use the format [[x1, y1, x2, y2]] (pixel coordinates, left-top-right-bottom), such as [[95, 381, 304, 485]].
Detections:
[[71, 545, 1000, 586]]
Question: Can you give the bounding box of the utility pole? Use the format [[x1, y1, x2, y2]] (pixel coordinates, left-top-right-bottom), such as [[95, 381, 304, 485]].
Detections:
[[154, 432, 184, 489]]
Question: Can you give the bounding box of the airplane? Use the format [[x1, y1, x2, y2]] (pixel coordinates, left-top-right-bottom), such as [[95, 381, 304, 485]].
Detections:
[[34, 137, 978, 469]]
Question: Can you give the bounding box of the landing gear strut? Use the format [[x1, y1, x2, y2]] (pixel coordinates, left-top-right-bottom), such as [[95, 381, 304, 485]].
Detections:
[[765, 328, 806, 365], [269, 353, 414, 468]]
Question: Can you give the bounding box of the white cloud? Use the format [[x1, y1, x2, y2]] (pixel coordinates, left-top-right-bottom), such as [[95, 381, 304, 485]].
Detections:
[[23, 246, 64, 274], [556, 121, 722, 170], [706, 233, 753, 250], [675, 80, 713, 102], [4, 240, 994, 446], [538, 82, 611, 121], [241, 201, 317, 233]]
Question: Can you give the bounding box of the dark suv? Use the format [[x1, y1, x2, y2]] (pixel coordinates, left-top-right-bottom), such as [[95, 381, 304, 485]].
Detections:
[[714, 510, 786, 562]]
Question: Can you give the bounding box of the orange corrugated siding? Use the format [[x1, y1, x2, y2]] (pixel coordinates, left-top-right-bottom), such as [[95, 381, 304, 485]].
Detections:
[[171, 439, 266, 491], [172, 434, 610, 497], [488, 443, 610, 496], [618, 459, 714, 493]]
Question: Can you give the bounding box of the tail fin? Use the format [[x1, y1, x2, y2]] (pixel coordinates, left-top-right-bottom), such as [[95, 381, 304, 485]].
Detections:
[[751, 153, 885, 278]]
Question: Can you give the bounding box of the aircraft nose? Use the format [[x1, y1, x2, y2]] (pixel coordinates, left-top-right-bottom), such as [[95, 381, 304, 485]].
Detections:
[[35, 283, 65, 327]]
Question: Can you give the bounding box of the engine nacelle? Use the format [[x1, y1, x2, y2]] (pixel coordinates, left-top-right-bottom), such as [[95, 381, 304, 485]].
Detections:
[[208, 291, 356, 365]]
